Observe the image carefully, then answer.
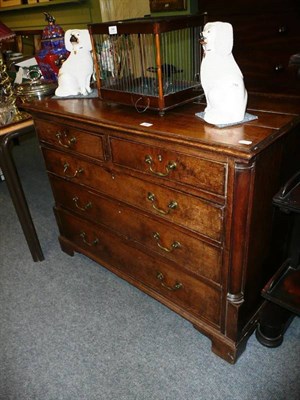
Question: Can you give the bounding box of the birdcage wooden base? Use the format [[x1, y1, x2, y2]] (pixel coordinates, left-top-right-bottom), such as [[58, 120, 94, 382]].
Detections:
[[99, 85, 203, 115]]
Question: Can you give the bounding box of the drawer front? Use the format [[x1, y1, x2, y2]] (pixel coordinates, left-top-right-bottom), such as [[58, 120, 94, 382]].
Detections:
[[50, 176, 222, 284], [56, 209, 221, 326], [110, 137, 227, 196], [230, 12, 300, 48], [43, 148, 224, 241], [35, 119, 105, 160], [224, 12, 300, 93]]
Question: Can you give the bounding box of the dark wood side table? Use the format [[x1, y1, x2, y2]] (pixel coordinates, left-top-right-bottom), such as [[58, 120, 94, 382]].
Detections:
[[0, 117, 44, 262], [256, 172, 300, 347]]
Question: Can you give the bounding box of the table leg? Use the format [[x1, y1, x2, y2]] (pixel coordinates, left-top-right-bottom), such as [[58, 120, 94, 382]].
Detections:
[[0, 127, 44, 262], [256, 301, 294, 347]]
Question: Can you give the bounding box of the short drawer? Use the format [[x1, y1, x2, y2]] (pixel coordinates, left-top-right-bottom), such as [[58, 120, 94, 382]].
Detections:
[[238, 49, 299, 83], [56, 209, 221, 327], [43, 148, 224, 242], [50, 176, 222, 284], [230, 12, 300, 48], [35, 119, 105, 160], [110, 137, 227, 196]]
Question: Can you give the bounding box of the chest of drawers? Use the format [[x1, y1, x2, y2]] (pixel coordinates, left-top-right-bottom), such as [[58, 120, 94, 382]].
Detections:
[[200, 0, 300, 95], [24, 94, 300, 363]]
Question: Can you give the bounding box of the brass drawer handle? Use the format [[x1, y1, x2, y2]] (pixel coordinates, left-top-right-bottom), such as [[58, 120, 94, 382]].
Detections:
[[72, 196, 92, 211], [278, 26, 287, 34], [63, 162, 83, 178], [274, 64, 284, 72], [56, 131, 77, 148], [147, 192, 178, 215], [153, 232, 181, 253], [80, 232, 99, 246], [156, 272, 183, 291], [145, 155, 176, 177]]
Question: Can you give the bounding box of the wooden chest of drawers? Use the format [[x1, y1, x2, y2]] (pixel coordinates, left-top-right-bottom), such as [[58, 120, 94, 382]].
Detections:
[[200, 0, 300, 95], [24, 94, 300, 363]]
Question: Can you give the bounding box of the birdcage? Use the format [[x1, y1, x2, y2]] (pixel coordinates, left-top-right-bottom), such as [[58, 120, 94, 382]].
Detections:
[[88, 15, 205, 115]]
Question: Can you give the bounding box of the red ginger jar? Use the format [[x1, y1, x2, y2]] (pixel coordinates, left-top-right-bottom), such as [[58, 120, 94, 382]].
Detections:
[[35, 12, 69, 82]]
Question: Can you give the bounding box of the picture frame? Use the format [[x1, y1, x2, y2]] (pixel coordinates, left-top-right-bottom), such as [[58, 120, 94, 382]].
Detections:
[[149, 0, 187, 13]]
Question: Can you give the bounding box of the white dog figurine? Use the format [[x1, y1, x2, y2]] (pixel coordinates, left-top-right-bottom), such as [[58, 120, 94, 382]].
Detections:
[[200, 22, 247, 125], [55, 29, 93, 97]]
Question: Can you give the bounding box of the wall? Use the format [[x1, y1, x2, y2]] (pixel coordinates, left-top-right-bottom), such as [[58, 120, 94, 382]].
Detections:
[[151, 0, 198, 16], [99, 0, 150, 22], [0, 0, 199, 32], [0, 0, 102, 31]]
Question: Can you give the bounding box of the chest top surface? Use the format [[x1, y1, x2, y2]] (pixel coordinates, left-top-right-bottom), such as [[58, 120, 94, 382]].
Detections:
[[23, 93, 300, 160]]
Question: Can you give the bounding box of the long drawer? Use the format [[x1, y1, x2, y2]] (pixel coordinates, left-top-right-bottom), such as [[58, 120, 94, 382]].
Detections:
[[50, 176, 222, 284], [35, 119, 105, 161], [43, 148, 224, 242], [110, 137, 227, 196], [55, 208, 222, 327]]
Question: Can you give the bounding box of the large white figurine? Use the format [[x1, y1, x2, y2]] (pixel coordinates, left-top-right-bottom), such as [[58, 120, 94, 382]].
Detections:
[[55, 29, 93, 97], [200, 22, 247, 125]]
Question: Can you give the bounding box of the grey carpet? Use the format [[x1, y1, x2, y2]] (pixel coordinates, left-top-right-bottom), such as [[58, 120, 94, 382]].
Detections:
[[0, 133, 299, 400]]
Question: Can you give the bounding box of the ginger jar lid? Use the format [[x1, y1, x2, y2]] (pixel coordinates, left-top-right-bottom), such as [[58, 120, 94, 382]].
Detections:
[[42, 12, 64, 40]]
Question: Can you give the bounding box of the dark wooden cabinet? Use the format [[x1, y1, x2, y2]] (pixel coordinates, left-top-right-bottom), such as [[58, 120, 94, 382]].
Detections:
[[23, 93, 300, 363], [199, 0, 300, 95]]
